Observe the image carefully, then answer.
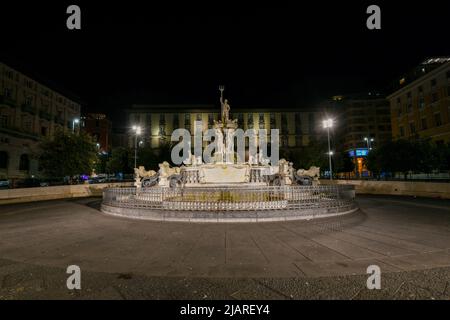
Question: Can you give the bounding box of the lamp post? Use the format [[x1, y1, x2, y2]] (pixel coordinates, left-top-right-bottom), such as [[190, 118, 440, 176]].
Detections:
[[72, 118, 79, 133], [323, 119, 334, 180], [132, 126, 142, 169], [364, 137, 374, 151]]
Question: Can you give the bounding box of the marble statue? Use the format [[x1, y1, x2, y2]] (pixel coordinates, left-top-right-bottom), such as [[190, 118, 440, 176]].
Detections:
[[158, 161, 181, 186]]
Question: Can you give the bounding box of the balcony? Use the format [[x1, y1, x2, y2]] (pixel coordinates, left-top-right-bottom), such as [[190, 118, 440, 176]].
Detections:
[[39, 110, 52, 121], [0, 95, 17, 108], [21, 103, 37, 115]]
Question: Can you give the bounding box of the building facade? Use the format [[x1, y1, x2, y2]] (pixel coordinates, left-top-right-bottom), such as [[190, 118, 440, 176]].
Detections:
[[322, 93, 392, 176], [0, 61, 81, 180], [388, 60, 450, 144], [81, 113, 112, 153], [125, 104, 324, 156]]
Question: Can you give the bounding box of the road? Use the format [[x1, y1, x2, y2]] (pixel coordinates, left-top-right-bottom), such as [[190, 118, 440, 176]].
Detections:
[[0, 195, 450, 299]]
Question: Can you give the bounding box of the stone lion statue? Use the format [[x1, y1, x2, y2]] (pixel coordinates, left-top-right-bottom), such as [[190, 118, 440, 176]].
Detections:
[[134, 166, 157, 178], [297, 166, 320, 179], [158, 161, 181, 178]]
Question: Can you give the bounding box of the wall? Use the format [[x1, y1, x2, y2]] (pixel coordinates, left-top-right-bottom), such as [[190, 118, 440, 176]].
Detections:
[[321, 179, 450, 199], [0, 182, 133, 205]]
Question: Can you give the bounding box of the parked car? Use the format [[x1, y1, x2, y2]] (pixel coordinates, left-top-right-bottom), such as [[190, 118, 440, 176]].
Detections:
[[0, 179, 10, 189], [15, 178, 49, 188], [88, 177, 107, 184]]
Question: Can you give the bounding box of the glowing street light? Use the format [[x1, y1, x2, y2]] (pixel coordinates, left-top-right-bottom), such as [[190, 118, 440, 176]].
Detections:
[[72, 118, 80, 133], [322, 118, 334, 180], [132, 126, 142, 169], [364, 137, 374, 151]]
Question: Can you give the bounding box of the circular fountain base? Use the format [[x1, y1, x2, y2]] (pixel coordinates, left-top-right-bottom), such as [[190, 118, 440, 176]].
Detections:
[[101, 203, 358, 222], [101, 185, 357, 223]]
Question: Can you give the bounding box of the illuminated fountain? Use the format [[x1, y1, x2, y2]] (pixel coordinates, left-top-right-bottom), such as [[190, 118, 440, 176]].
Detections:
[[102, 87, 356, 222]]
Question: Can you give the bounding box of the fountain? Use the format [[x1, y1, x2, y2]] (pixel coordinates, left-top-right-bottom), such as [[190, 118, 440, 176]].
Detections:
[[101, 87, 357, 222]]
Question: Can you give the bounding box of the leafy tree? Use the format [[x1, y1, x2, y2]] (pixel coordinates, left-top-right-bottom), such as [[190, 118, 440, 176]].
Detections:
[[364, 139, 450, 179], [288, 137, 329, 173], [39, 130, 97, 180], [137, 141, 173, 171], [335, 151, 355, 177], [94, 153, 110, 174], [365, 148, 382, 177], [106, 147, 133, 174]]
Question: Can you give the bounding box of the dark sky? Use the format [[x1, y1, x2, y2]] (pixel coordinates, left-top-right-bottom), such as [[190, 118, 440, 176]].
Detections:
[[2, 0, 450, 122]]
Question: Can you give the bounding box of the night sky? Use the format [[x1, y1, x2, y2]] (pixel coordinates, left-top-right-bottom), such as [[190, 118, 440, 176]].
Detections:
[[2, 1, 450, 124]]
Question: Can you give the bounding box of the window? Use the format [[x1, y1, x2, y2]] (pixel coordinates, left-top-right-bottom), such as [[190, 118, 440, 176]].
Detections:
[[208, 113, 213, 126], [295, 113, 302, 134], [431, 92, 439, 103], [409, 122, 416, 135], [0, 115, 8, 127], [3, 88, 12, 98], [160, 114, 166, 125], [184, 114, 190, 126], [400, 126, 404, 137], [24, 96, 33, 106], [281, 135, 288, 147], [419, 97, 425, 109], [270, 113, 276, 129], [159, 125, 166, 136], [5, 70, 14, 79], [434, 113, 442, 127], [237, 113, 244, 126], [196, 114, 202, 122], [0, 151, 8, 169], [146, 114, 152, 128], [281, 114, 288, 134], [431, 79, 437, 92], [25, 79, 33, 89], [247, 114, 253, 128], [173, 114, 179, 129], [421, 118, 427, 130], [407, 103, 413, 113], [259, 113, 265, 129], [19, 154, 29, 171]]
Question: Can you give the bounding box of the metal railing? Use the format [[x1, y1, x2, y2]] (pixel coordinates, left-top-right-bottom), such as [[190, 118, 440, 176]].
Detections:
[[102, 185, 356, 212]]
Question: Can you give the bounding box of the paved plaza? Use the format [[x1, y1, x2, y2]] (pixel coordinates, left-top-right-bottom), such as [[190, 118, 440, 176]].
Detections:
[[0, 195, 450, 299]]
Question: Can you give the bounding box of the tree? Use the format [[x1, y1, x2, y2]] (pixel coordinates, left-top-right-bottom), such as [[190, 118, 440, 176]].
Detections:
[[39, 130, 97, 180], [136, 141, 173, 171], [365, 148, 381, 177], [106, 147, 133, 174], [94, 153, 110, 174], [335, 151, 355, 178], [289, 137, 329, 174]]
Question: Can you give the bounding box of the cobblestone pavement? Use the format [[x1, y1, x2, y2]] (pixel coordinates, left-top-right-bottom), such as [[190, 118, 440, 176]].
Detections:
[[0, 195, 450, 299]]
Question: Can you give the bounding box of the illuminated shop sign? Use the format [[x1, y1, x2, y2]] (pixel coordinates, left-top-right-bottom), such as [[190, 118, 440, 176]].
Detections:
[[348, 148, 369, 157]]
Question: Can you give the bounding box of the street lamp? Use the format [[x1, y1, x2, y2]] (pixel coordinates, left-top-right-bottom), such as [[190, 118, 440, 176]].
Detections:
[[72, 118, 80, 133], [323, 119, 334, 180], [364, 137, 374, 151], [132, 126, 142, 169]]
